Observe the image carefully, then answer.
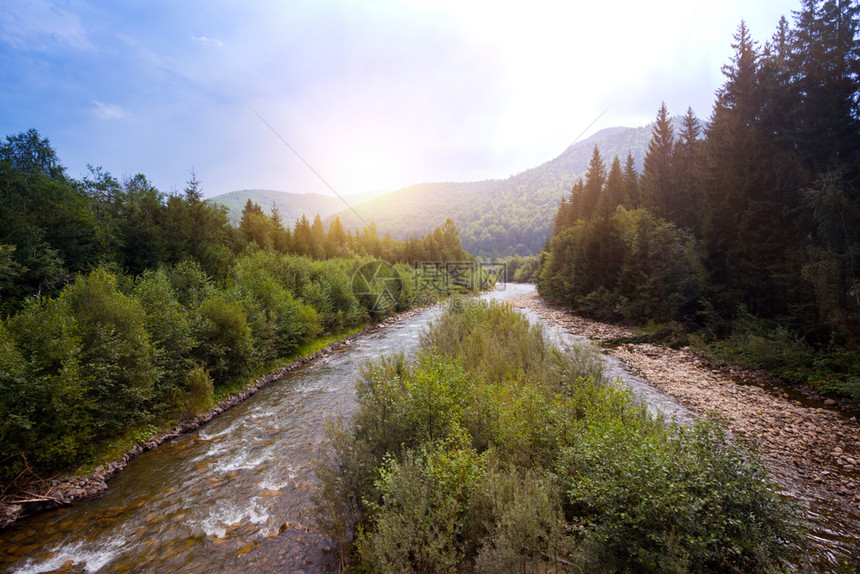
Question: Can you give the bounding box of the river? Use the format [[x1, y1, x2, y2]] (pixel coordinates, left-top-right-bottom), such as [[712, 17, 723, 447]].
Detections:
[[0, 284, 850, 572]]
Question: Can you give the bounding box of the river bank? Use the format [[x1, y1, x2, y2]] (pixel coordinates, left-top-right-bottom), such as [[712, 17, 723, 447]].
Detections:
[[0, 305, 435, 532], [507, 291, 860, 569]]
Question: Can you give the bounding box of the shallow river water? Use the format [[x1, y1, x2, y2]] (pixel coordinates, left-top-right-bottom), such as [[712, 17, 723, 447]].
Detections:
[[0, 284, 852, 572]]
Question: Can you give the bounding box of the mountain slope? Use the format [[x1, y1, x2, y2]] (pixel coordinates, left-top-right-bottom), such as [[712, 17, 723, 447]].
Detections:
[[209, 189, 380, 225], [337, 122, 662, 257]]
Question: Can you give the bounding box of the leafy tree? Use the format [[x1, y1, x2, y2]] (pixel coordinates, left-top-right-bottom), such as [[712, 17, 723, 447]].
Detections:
[[0, 129, 65, 179], [193, 294, 254, 384], [63, 268, 157, 437]]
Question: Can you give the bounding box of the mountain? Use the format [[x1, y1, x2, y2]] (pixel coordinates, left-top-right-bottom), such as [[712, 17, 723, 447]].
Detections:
[[336, 121, 666, 257], [209, 189, 381, 225], [211, 120, 670, 257]]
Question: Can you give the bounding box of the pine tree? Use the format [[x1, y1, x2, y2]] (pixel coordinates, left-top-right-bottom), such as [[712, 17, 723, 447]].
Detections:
[[581, 146, 606, 219], [640, 102, 676, 221], [622, 152, 640, 208], [327, 215, 348, 257], [596, 156, 625, 218], [790, 0, 860, 174], [673, 107, 702, 230]]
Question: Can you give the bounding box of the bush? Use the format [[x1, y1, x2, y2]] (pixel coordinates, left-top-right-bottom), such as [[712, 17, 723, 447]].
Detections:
[[134, 269, 196, 415], [63, 268, 157, 437], [558, 412, 803, 572], [1, 268, 158, 476], [193, 294, 254, 384], [233, 260, 321, 361], [3, 296, 92, 475], [183, 365, 214, 416], [317, 303, 805, 573]]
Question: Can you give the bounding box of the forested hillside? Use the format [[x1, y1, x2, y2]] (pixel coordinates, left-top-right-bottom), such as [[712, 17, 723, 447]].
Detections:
[[334, 123, 660, 257], [0, 131, 475, 484], [540, 2, 860, 398], [210, 188, 382, 225]]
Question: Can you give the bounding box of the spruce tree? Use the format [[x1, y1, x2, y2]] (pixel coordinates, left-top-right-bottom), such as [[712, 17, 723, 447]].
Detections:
[[581, 146, 606, 219], [640, 102, 676, 221], [622, 152, 640, 208]]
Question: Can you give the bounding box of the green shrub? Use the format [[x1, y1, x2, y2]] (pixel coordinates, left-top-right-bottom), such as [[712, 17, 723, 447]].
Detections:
[[167, 258, 213, 308], [133, 269, 196, 414], [317, 303, 805, 573], [183, 365, 215, 416], [193, 294, 254, 384], [558, 412, 803, 572], [63, 268, 157, 437]]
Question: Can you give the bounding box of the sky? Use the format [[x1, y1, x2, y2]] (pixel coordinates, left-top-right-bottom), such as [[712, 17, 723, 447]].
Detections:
[[0, 0, 801, 199]]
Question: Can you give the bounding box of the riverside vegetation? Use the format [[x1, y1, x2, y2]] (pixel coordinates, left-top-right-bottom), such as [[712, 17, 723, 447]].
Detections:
[[315, 302, 805, 573], [0, 130, 479, 491], [539, 3, 860, 401]]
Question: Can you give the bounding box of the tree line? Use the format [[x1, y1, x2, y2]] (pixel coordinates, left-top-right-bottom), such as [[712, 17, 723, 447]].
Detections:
[[0, 132, 474, 484], [539, 0, 860, 397]]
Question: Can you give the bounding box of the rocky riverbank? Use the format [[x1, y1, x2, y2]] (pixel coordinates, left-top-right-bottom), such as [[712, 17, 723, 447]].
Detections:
[[0, 306, 435, 531], [507, 292, 860, 562]]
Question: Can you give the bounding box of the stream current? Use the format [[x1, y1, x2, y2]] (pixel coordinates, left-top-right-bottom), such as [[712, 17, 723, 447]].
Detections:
[[0, 284, 852, 572]]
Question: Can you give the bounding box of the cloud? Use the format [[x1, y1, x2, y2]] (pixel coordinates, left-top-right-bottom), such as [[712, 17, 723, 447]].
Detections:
[[92, 101, 124, 120], [191, 35, 223, 48], [0, 0, 92, 51]]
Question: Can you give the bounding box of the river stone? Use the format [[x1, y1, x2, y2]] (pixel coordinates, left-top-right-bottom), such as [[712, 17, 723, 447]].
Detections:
[[825, 399, 838, 406]]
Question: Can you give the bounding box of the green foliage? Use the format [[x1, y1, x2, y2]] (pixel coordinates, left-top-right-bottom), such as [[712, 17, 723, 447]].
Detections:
[[540, 208, 705, 324], [183, 365, 215, 416], [559, 413, 803, 573], [0, 126, 484, 486], [193, 294, 254, 384], [232, 251, 322, 361], [707, 307, 860, 398], [3, 294, 91, 476], [317, 304, 803, 572], [133, 269, 196, 413], [536, 4, 860, 394], [495, 254, 540, 283], [63, 268, 157, 437]]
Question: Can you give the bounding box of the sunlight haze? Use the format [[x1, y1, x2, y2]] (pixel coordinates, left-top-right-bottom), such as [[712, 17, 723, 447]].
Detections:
[[1, 0, 798, 197]]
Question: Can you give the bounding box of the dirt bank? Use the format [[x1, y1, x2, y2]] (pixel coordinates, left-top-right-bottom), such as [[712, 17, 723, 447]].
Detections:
[[507, 292, 860, 518]]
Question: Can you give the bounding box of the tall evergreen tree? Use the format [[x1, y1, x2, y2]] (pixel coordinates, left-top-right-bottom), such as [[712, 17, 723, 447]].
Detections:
[[790, 0, 860, 175], [622, 152, 640, 208], [673, 107, 703, 230], [581, 146, 606, 219], [310, 215, 327, 259], [596, 156, 625, 218], [640, 103, 676, 221]]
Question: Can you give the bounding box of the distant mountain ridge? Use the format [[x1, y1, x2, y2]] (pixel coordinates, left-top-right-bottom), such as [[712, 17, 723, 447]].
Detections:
[[210, 188, 381, 225], [211, 119, 674, 256], [336, 121, 669, 256]]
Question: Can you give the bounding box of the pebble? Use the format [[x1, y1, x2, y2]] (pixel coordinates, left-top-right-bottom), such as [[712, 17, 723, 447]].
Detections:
[[507, 291, 860, 536]]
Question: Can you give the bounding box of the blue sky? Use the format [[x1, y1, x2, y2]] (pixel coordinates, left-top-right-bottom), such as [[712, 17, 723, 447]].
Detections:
[[1, 0, 800, 198]]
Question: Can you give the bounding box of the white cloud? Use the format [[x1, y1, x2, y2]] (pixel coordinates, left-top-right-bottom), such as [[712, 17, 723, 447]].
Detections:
[[191, 35, 224, 48], [0, 0, 92, 50], [92, 101, 124, 120]]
